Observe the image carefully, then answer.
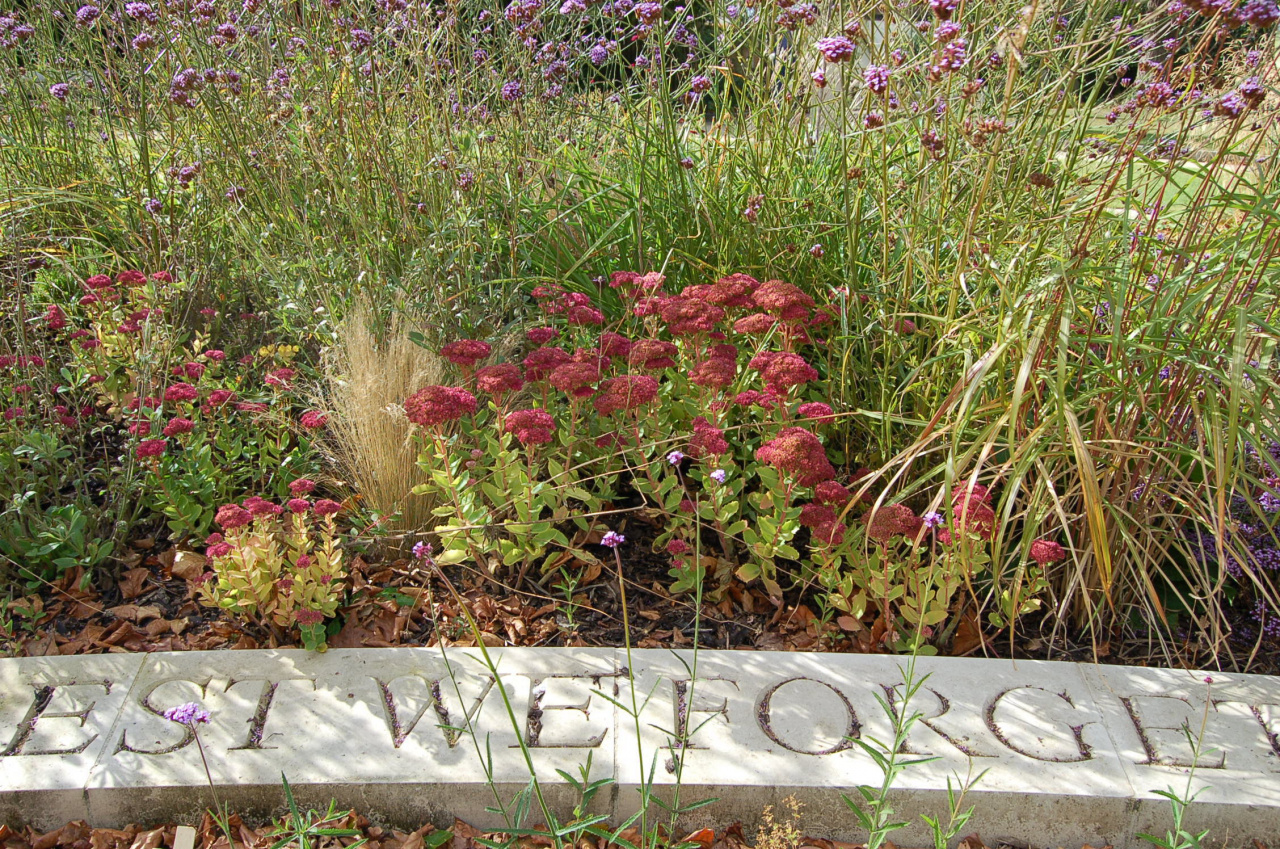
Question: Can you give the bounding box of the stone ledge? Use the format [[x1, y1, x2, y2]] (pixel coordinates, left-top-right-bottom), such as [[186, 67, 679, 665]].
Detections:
[[1, 648, 1276, 848]]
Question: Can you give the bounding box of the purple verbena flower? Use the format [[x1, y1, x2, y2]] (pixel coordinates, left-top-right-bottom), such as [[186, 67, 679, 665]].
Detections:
[[815, 35, 855, 63], [601, 531, 625, 548], [863, 64, 889, 93], [163, 702, 211, 726]]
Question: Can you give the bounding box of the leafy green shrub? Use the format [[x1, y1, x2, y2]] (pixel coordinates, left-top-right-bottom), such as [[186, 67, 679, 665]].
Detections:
[[401, 271, 1064, 651], [198, 486, 347, 651]]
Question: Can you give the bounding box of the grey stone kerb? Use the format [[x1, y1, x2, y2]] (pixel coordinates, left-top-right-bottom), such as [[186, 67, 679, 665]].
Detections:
[[2, 649, 1278, 848]]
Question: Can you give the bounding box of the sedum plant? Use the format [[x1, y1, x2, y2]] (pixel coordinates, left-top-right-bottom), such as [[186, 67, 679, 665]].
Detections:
[[197, 482, 347, 651]]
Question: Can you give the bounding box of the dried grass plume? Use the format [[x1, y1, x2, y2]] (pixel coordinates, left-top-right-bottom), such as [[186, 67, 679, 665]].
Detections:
[[322, 301, 443, 545]]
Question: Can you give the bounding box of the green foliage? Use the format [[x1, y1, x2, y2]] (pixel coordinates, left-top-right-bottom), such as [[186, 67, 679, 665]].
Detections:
[[2, 0, 1278, 653], [198, 508, 347, 649], [269, 774, 368, 849]]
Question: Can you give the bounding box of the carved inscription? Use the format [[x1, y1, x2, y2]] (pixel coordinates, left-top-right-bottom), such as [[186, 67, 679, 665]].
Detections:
[[985, 687, 1094, 763], [671, 676, 737, 750], [883, 685, 998, 758], [4, 651, 1280, 805], [757, 677, 859, 755], [116, 676, 316, 755], [1120, 695, 1226, 769], [0, 681, 110, 757], [523, 674, 610, 749], [378, 673, 498, 749]]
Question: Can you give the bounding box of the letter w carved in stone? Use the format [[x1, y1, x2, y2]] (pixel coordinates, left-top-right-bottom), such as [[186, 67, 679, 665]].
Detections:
[[376, 674, 498, 749]]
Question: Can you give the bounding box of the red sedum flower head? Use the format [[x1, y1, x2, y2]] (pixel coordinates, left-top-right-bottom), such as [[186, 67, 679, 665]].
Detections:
[[205, 389, 236, 409], [243, 496, 283, 517], [476, 364, 525, 396], [753, 279, 814, 321], [755, 427, 835, 486], [815, 480, 852, 506], [659, 297, 725, 336], [215, 503, 253, 529], [609, 271, 640, 291], [567, 304, 605, 326], [951, 500, 997, 541], [162, 417, 195, 436], [865, 503, 923, 544], [688, 416, 729, 457], [1030, 538, 1066, 565], [704, 273, 760, 308], [441, 339, 492, 369], [689, 357, 737, 390], [523, 346, 573, 382], [549, 362, 600, 398], [265, 368, 296, 389], [116, 270, 147, 286], [313, 499, 342, 516], [628, 339, 679, 371], [733, 313, 778, 335], [299, 410, 328, 429], [594, 375, 659, 415], [594, 332, 629, 360], [951, 482, 992, 512], [136, 438, 167, 459], [505, 408, 556, 446], [404, 385, 478, 427], [289, 478, 317, 494], [164, 382, 199, 403], [750, 351, 818, 393], [800, 503, 837, 529], [798, 402, 835, 422], [527, 326, 559, 345]]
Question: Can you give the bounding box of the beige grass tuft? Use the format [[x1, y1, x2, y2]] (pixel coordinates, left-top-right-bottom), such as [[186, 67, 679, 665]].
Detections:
[[323, 301, 443, 545]]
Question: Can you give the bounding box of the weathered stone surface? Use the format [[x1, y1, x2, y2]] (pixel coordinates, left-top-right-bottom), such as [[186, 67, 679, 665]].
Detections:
[[1, 647, 1277, 848], [612, 651, 1135, 849], [0, 654, 145, 827], [1082, 665, 1280, 845], [86, 648, 616, 827]]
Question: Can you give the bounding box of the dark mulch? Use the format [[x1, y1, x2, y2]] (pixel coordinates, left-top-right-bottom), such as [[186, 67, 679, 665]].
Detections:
[[5, 515, 1278, 678]]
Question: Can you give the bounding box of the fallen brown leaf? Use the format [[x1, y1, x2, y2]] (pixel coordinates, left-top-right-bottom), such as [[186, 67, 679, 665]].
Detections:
[[33, 823, 90, 849], [108, 604, 163, 623], [23, 635, 57, 657], [836, 616, 865, 633], [951, 611, 985, 657], [171, 550, 208, 583], [681, 829, 715, 849], [450, 819, 484, 849], [119, 568, 151, 599]]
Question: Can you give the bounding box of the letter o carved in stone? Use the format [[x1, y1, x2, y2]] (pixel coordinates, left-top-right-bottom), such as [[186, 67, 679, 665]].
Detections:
[[757, 677, 859, 755]]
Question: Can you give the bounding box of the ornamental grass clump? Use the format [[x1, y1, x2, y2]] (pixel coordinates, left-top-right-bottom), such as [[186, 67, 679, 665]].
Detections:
[[323, 303, 445, 542], [197, 486, 346, 651]]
